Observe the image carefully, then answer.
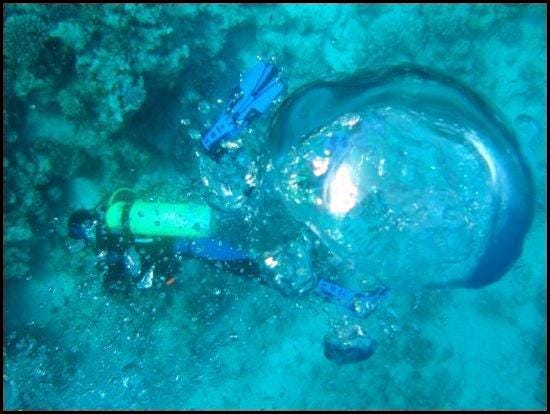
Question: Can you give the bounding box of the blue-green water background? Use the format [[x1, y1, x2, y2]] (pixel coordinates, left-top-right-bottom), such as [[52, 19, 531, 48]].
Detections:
[[3, 4, 547, 409]]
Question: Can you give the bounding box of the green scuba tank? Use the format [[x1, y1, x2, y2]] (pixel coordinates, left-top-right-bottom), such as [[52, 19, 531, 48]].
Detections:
[[105, 199, 214, 238]]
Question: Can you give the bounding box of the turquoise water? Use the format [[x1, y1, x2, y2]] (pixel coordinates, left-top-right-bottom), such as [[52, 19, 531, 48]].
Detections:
[[3, 4, 547, 409]]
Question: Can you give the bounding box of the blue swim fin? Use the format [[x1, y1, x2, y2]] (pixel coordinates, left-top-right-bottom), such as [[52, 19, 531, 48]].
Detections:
[[201, 61, 284, 152], [234, 62, 284, 115], [316, 278, 389, 319]]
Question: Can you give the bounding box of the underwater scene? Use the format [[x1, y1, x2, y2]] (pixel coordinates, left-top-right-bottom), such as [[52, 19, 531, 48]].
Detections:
[[3, 4, 547, 410]]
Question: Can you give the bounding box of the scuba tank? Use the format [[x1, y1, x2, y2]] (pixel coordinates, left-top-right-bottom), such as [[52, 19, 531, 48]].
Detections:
[[100, 188, 252, 263], [104, 188, 214, 239]]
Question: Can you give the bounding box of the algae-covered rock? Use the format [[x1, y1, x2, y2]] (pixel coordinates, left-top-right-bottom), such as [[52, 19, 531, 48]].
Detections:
[[4, 11, 48, 72], [324, 324, 377, 364], [68, 177, 102, 210]]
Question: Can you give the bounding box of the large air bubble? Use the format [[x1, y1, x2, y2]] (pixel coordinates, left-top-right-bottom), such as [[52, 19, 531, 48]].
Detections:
[[266, 66, 534, 291]]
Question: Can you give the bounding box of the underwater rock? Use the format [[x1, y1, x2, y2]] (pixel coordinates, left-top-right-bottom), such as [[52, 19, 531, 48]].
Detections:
[[267, 65, 534, 290], [49, 19, 91, 51], [36, 37, 77, 89], [323, 324, 377, 364], [3, 12, 48, 72], [68, 177, 101, 210]]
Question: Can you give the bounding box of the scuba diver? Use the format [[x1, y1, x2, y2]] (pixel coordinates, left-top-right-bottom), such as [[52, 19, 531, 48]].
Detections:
[[67, 188, 261, 293], [67, 187, 388, 318], [67, 60, 388, 363]]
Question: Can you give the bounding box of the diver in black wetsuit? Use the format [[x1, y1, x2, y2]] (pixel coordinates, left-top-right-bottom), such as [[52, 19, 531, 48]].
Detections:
[[67, 203, 260, 294]]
